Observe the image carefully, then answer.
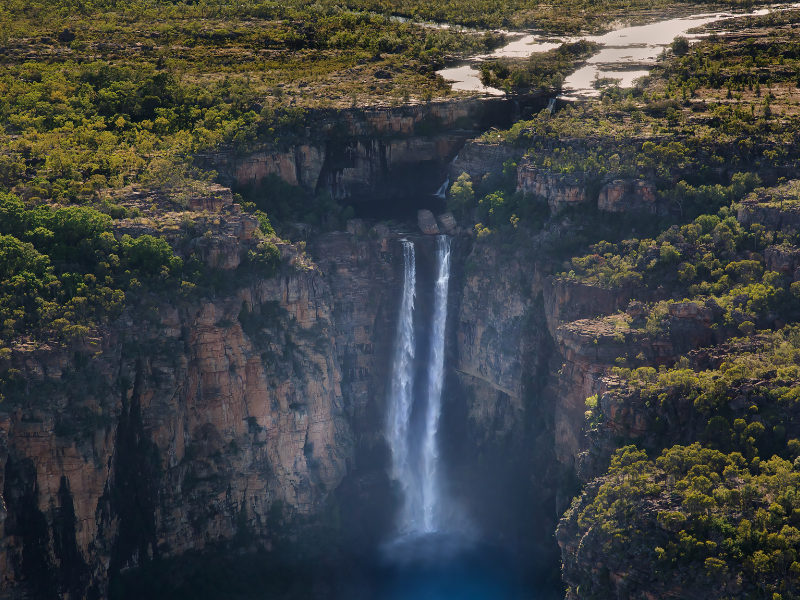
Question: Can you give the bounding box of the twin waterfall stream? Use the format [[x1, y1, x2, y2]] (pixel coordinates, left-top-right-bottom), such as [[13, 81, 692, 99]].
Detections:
[[387, 235, 452, 534], [378, 236, 517, 600]]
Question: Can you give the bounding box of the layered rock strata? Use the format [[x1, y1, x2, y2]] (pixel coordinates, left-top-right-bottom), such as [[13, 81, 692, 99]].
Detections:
[[0, 220, 403, 598], [516, 164, 589, 213], [597, 179, 659, 214], [206, 99, 515, 198]]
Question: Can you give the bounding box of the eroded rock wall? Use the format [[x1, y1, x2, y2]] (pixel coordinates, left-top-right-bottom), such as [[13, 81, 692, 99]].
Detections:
[[516, 165, 589, 213], [0, 230, 401, 599], [207, 99, 514, 197]]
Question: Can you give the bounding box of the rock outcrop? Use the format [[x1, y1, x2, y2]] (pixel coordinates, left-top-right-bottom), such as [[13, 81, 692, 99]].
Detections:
[[207, 98, 515, 198], [597, 179, 658, 213], [449, 140, 521, 185], [737, 197, 800, 232], [516, 162, 588, 213], [542, 277, 634, 336], [436, 212, 457, 233], [550, 300, 715, 464], [765, 244, 800, 278]]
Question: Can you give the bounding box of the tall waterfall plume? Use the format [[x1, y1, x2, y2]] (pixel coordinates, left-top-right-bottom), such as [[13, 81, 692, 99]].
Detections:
[[421, 235, 451, 532], [387, 236, 452, 534], [387, 241, 419, 529]]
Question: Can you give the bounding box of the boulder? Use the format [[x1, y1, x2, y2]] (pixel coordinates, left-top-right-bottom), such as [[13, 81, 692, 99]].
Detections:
[[347, 219, 366, 236], [418, 209, 439, 235], [372, 223, 389, 239], [436, 212, 457, 233]]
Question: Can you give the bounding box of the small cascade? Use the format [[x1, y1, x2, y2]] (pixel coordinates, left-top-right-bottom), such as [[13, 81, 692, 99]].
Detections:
[[387, 241, 419, 529], [420, 235, 451, 532], [547, 97, 557, 113], [434, 176, 450, 198]]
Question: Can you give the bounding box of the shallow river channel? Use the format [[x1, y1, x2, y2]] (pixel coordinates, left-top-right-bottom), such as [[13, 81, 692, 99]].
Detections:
[[438, 5, 797, 96]]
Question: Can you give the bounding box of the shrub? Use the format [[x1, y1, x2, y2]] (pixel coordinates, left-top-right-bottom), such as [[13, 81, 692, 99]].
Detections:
[[121, 235, 175, 274]]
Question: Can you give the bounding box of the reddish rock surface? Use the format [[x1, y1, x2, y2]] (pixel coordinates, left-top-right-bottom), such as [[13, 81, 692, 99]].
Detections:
[[597, 179, 658, 213], [0, 230, 403, 598], [516, 161, 588, 213]]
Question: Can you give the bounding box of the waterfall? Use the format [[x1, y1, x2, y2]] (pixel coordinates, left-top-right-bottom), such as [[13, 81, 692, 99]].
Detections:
[[420, 235, 451, 532], [434, 176, 449, 198], [387, 236, 451, 534], [387, 241, 419, 528]]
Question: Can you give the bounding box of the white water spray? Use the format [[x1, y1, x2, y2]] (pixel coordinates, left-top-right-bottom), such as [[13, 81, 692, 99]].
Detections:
[[387, 235, 452, 534], [421, 235, 451, 532], [387, 241, 419, 528]]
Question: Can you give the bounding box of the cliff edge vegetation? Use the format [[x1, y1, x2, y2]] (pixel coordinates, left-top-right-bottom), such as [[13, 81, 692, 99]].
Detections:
[[445, 9, 800, 599]]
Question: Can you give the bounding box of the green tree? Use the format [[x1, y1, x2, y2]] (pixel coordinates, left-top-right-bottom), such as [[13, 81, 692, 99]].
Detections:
[[121, 234, 175, 274], [448, 172, 474, 220]]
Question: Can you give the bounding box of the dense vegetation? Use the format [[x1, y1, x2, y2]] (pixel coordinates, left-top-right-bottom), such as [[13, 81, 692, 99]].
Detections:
[[0, 12, 499, 203], [448, 11, 800, 600], [0, 188, 281, 388], [564, 327, 800, 598], [299, 0, 771, 31], [561, 442, 800, 598], [7, 0, 800, 596]]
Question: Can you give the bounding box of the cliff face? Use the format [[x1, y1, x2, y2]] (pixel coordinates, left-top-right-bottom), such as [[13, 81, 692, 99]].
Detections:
[[207, 99, 516, 198], [550, 300, 716, 467], [321, 136, 467, 199], [517, 164, 589, 213], [0, 224, 402, 598], [597, 180, 659, 214], [449, 140, 521, 187], [455, 243, 547, 440]]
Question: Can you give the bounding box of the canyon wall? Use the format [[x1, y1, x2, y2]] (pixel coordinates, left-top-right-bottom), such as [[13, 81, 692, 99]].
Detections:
[[205, 99, 518, 199], [0, 213, 405, 598], [0, 106, 723, 600]]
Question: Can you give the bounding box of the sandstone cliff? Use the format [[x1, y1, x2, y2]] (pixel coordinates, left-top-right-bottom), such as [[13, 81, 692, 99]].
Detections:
[[449, 140, 521, 187], [455, 243, 545, 437], [206, 98, 515, 198], [516, 164, 589, 213], [0, 215, 404, 598]]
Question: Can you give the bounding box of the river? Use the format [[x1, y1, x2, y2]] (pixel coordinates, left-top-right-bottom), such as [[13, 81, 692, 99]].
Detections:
[[438, 4, 796, 96]]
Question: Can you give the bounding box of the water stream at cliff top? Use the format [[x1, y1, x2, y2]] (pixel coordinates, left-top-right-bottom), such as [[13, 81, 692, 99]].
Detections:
[[438, 4, 798, 96]]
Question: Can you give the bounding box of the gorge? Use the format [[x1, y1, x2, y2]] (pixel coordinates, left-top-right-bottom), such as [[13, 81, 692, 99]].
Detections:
[[5, 2, 800, 599]]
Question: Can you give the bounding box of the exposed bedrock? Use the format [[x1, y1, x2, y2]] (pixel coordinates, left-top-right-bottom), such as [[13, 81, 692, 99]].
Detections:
[[0, 226, 410, 598], [203, 98, 546, 201]]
